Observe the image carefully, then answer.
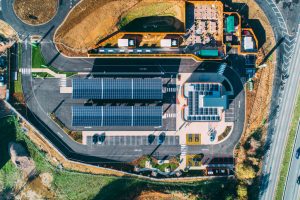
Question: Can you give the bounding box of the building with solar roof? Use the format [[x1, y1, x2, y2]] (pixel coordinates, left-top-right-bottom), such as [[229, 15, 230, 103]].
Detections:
[[72, 78, 162, 100], [70, 77, 164, 128], [183, 82, 228, 122], [72, 106, 162, 127]]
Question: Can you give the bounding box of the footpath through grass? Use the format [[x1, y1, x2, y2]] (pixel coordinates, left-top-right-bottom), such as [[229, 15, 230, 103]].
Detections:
[[275, 91, 300, 199], [13, 43, 23, 94], [0, 116, 237, 200], [31, 45, 76, 77]]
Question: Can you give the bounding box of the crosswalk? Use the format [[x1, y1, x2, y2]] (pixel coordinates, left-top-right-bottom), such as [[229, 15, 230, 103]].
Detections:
[[163, 113, 176, 118], [60, 77, 67, 87], [20, 68, 31, 75], [166, 87, 176, 92], [180, 145, 187, 156]]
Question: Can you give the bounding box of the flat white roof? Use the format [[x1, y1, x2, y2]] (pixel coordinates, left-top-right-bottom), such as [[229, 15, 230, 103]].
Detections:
[[243, 36, 254, 50], [118, 39, 128, 47], [160, 39, 172, 47]]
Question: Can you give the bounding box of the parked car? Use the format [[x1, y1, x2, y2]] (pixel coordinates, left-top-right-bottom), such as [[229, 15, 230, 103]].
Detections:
[[210, 134, 215, 142], [98, 133, 105, 144], [297, 176, 300, 184], [92, 134, 98, 144], [158, 132, 166, 144], [296, 148, 300, 159]]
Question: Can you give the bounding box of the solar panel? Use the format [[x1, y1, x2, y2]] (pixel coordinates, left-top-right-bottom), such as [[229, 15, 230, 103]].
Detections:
[[72, 78, 162, 100], [72, 106, 162, 127], [72, 79, 102, 99]]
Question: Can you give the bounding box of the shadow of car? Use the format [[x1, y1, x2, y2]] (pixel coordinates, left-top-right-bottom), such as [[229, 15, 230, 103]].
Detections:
[[296, 147, 300, 159], [98, 133, 105, 144]]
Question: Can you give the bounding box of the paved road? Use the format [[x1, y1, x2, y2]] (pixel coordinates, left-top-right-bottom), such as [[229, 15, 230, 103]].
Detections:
[[284, 121, 300, 200], [260, 25, 300, 200]]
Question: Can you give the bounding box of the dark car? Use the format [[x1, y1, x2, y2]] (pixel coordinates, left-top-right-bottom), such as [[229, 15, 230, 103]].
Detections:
[[158, 132, 166, 144], [297, 176, 300, 184], [296, 148, 300, 159], [92, 134, 98, 144]]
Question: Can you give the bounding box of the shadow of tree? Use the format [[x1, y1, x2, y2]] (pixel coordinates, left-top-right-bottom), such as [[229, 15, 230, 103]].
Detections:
[[0, 116, 17, 170], [92, 177, 237, 200]]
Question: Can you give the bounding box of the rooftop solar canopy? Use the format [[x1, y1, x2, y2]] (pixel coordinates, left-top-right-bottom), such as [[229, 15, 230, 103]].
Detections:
[[72, 78, 162, 100], [72, 106, 162, 127]]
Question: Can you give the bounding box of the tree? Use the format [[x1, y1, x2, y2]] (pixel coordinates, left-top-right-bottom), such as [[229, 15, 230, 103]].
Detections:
[[236, 163, 256, 180], [237, 184, 248, 200]]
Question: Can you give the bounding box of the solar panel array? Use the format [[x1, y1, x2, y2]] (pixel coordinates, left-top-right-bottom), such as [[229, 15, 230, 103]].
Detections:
[[191, 83, 220, 96], [186, 88, 220, 122], [192, 83, 220, 92], [72, 106, 162, 127], [72, 78, 162, 100]]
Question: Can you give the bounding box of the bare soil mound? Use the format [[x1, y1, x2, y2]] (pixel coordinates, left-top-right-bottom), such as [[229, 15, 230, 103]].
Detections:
[[134, 191, 196, 200], [0, 20, 18, 52], [13, 0, 58, 25], [54, 0, 185, 56], [9, 142, 36, 177]]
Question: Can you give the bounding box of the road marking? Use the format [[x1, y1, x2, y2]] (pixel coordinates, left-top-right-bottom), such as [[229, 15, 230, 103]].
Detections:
[[60, 77, 67, 87], [20, 68, 31, 75], [57, 132, 63, 138], [134, 149, 142, 152]]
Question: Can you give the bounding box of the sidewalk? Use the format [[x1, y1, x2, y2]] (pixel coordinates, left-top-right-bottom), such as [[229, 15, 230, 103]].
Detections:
[[31, 68, 66, 78]]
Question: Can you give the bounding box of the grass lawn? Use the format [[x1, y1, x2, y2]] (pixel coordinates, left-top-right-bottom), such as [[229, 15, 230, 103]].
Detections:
[[0, 116, 237, 200], [13, 73, 23, 93], [32, 45, 47, 69], [31, 45, 76, 77], [32, 72, 54, 78], [276, 91, 300, 199], [12, 43, 23, 94], [118, 1, 183, 29]]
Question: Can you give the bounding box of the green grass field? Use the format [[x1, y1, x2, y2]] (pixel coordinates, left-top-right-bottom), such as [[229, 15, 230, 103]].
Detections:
[[32, 45, 46, 69], [13, 73, 23, 93], [276, 92, 300, 199], [118, 2, 182, 29], [0, 116, 237, 200], [31, 45, 76, 77]]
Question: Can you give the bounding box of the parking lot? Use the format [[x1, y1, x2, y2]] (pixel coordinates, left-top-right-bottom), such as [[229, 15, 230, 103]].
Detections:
[[225, 99, 235, 122]]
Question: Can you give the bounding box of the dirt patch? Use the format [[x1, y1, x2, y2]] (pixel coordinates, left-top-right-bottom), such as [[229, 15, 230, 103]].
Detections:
[[134, 191, 196, 200], [232, 0, 276, 137], [39, 172, 53, 188], [54, 0, 185, 56], [0, 20, 18, 53], [8, 142, 56, 199], [9, 142, 36, 177], [15, 174, 56, 200], [13, 0, 58, 25]]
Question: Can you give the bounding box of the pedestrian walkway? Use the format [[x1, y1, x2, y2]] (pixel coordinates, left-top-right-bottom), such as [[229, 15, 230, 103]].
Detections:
[[31, 68, 66, 78], [60, 76, 67, 87], [20, 68, 31, 75], [166, 87, 177, 92]]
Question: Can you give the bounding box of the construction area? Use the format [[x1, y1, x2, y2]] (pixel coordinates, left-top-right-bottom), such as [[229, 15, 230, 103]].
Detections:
[[88, 0, 258, 60], [54, 0, 258, 59], [54, 0, 186, 56], [13, 0, 58, 25]]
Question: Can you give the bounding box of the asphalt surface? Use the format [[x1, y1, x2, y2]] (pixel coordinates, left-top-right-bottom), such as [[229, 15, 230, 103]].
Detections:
[[0, 0, 294, 180], [284, 121, 300, 200], [260, 24, 300, 200]]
